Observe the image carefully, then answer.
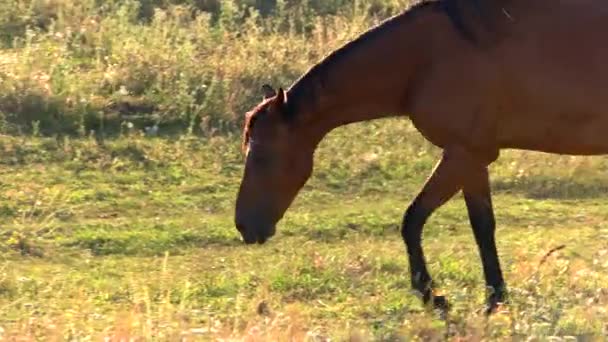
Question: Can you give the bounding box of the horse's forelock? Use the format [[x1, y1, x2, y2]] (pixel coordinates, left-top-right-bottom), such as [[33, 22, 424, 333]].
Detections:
[[241, 100, 272, 152]]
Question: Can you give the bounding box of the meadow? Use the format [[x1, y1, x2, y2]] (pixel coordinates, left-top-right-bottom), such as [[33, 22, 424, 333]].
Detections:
[[1, 0, 608, 340]]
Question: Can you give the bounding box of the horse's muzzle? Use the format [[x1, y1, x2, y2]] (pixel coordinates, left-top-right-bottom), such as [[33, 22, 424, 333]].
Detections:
[[235, 222, 276, 245]]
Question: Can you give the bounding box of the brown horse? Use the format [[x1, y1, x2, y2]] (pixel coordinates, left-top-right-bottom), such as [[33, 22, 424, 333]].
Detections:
[[235, 0, 608, 314]]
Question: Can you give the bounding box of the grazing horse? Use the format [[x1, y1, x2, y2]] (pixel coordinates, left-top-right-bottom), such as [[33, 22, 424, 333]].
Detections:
[[234, 0, 608, 314]]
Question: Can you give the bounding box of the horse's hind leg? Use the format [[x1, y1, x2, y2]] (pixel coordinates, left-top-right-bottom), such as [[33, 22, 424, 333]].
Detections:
[[463, 166, 507, 314], [402, 146, 477, 310]]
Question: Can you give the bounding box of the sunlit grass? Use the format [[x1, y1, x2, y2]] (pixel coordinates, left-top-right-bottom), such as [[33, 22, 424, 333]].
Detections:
[[1, 120, 608, 339]]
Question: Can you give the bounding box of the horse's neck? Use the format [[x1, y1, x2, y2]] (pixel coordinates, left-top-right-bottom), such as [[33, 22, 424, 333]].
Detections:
[[286, 78, 402, 147], [287, 11, 437, 145]]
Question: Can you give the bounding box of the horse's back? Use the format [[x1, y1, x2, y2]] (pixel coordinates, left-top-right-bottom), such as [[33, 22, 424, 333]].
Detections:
[[414, 0, 608, 155], [491, 0, 608, 154], [496, 0, 608, 113]]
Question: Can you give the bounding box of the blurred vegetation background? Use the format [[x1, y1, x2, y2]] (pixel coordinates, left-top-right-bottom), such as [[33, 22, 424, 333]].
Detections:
[[0, 0, 414, 136]]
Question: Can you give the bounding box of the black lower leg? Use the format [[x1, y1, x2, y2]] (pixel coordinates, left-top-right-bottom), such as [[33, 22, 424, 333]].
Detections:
[[464, 186, 507, 313], [402, 202, 448, 309], [401, 148, 471, 312]]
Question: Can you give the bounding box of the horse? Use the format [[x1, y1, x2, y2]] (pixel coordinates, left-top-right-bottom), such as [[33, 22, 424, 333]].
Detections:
[[234, 0, 608, 314]]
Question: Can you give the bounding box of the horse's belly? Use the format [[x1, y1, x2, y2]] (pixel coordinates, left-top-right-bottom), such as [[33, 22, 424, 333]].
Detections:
[[498, 116, 608, 155]]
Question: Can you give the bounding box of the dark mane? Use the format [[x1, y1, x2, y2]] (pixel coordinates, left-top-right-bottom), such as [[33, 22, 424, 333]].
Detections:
[[443, 0, 479, 41], [443, 0, 509, 43], [295, 0, 441, 81], [242, 99, 272, 152]]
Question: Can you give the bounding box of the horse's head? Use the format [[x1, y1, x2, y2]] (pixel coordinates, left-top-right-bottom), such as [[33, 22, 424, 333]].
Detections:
[[235, 85, 314, 244]]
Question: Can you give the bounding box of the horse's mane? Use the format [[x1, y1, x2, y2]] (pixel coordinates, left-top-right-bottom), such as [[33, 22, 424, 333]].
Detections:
[[296, 1, 441, 79], [443, 0, 510, 42], [242, 98, 272, 152], [290, 0, 500, 89]]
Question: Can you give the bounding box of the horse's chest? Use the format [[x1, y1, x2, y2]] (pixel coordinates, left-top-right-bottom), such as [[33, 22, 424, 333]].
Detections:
[[409, 114, 451, 148], [405, 60, 500, 153], [409, 109, 494, 151]]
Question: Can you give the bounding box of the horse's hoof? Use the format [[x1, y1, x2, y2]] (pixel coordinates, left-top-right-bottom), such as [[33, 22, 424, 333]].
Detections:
[[485, 300, 508, 316], [485, 286, 509, 316], [430, 295, 449, 320], [432, 295, 449, 311], [485, 302, 497, 316], [412, 287, 450, 317]]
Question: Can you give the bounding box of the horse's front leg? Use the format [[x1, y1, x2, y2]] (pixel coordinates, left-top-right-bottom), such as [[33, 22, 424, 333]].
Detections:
[[402, 147, 466, 310], [402, 146, 493, 312], [463, 165, 507, 315]]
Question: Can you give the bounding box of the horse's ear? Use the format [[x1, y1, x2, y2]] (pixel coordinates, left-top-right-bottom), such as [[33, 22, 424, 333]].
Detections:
[[262, 84, 276, 99], [275, 87, 287, 106]]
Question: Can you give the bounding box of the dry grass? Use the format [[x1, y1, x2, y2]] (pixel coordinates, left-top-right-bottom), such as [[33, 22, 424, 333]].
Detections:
[[0, 0, 412, 135]]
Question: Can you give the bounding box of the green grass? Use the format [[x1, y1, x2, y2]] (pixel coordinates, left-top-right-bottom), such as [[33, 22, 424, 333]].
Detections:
[[1, 119, 608, 340]]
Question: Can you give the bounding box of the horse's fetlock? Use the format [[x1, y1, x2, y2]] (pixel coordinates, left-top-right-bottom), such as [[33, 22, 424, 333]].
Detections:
[[411, 273, 434, 300], [488, 284, 508, 303]]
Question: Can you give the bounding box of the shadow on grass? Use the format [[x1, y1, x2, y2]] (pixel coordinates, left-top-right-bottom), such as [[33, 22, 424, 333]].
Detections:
[[493, 176, 608, 200], [65, 233, 245, 256], [61, 221, 404, 257]]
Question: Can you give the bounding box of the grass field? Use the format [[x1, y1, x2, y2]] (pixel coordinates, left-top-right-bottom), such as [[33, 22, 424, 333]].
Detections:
[[1, 120, 608, 340]]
